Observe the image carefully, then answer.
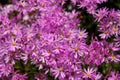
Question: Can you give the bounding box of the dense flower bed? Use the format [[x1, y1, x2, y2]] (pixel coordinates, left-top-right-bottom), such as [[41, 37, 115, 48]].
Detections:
[[0, 0, 120, 80]]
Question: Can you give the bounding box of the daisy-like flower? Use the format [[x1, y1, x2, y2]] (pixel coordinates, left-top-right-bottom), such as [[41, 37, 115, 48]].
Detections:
[[92, 73, 102, 80], [26, 28, 35, 41], [99, 29, 110, 39], [4, 37, 20, 52], [11, 24, 22, 39], [51, 67, 66, 79], [98, 9, 120, 39], [83, 67, 97, 79], [77, 29, 87, 40], [66, 29, 78, 43], [94, 7, 108, 21], [70, 42, 88, 58], [108, 72, 120, 80], [108, 55, 120, 63], [110, 26, 119, 37], [7, 38, 20, 51], [0, 63, 13, 77]]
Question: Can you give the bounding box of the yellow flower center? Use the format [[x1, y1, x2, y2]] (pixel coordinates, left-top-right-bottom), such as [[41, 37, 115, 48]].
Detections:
[[86, 72, 91, 77], [113, 27, 117, 32], [69, 37, 73, 41], [74, 47, 78, 52], [97, 14, 101, 19], [59, 68, 63, 72], [78, 41, 81, 44], [104, 30, 108, 34], [111, 56, 115, 60], [12, 35, 16, 39], [79, 33, 83, 36], [29, 30, 33, 34], [10, 53, 14, 57], [12, 42, 16, 46]]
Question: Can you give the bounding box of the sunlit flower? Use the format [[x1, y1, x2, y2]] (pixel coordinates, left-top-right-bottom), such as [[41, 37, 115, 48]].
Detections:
[[83, 67, 97, 79]]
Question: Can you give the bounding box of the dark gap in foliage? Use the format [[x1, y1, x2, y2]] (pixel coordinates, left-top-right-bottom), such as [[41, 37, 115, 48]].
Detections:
[[0, 0, 11, 5], [97, 0, 120, 10]]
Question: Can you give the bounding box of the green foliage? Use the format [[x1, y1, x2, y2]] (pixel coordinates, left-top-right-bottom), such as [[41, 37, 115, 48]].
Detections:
[[14, 60, 39, 79]]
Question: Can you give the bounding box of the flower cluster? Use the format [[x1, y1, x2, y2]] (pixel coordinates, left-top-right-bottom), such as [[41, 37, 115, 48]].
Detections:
[[71, 0, 120, 40], [0, 0, 120, 80], [71, 0, 108, 14], [94, 8, 120, 39]]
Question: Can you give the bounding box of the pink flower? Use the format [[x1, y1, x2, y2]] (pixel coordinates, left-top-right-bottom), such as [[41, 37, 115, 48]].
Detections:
[[0, 63, 13, 77], [85, 40, 107, 65], [12, 72, 27, 80], [7, 38, 20, 51], [77, 29, 88, 40], [108, 72, 120, 80], [51, 67, 66, 79], [108, 55, 120, 63], [11, 24, 22, 39], [92, 73, 102, 80], [70, 42, 88, 58], [110, 26, 119, 36], [26, 27, 36, 41], [99, 29, 111, 39], [94, 8, 108, 21], [83, 67, 97, 79]]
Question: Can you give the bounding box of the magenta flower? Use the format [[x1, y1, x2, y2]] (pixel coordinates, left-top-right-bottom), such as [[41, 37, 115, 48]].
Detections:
[[0, 0, 119, 80], [77, 29, 88, 40], [11, 24, 22, 39], [83, 67, 97, 79], [70, 42, 88, 58], [92, 73, 102, 80], [108, 72, 120, 80], [0, 63, 13, 77], [51, 67, 66, 79], [77, 0, 107, 14], [99, 29, 111, 39], [94, 7, 108, 21], [108, 55, 120, 63], [110, 26, 119, 37], [12, 72, 27, 80], [7, 38, 20, 51], [84, 40, 107, 65], [97, 9, 120, 39]]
